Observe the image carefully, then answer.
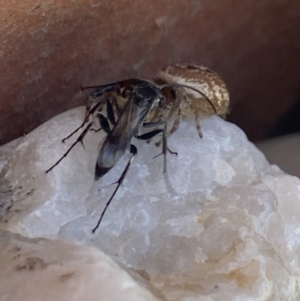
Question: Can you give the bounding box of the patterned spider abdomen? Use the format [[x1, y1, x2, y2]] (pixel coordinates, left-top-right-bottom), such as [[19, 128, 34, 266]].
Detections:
[[154, 63, 230, 118]]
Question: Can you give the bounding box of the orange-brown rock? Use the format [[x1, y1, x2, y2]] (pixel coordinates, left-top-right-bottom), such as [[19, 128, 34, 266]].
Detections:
[[1, 0, 300, 144]]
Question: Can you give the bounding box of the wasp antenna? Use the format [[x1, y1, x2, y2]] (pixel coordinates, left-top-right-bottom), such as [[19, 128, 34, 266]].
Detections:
[[161, 83, 217, 114]]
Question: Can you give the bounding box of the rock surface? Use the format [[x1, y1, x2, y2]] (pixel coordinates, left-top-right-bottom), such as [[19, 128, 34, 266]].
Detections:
[[1, 1, 300, 144], [1, 107, 300, 300], [256, 133, 300, 178], [0, 230, 159, 301]]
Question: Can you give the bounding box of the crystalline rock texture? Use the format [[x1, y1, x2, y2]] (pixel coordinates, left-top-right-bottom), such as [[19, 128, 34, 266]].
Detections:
[[1, 107, 300, 301]]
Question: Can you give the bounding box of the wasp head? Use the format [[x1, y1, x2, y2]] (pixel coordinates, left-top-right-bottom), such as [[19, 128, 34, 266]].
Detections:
[[133, 83, 164, 108]]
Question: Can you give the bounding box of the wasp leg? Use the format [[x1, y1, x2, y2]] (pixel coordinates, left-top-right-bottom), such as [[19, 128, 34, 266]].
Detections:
[[144, 122, 178, 158], [45, 122, 94, 173], [142, 121, 166, 144], [92, 144, 137, 233], [90, 127, 102, 133], [151, 124, 168, 173], [166, 146, 178, 156], [136, 129, 164, 140], [97, 113, 111, 134], [106, 97, 117, 126], [91, 95, 120, 133], [62, 101, 103, 143], [68, 85, 118, 141], [140, 124, 177, 172], [155, 107, 182, 147], [143, 121, 166, 128], [83, 84, 118, 118], [136, 121, 165, 145], [138, 124, 178, 172], [153, 143, 178, 158], [110, 95, 121, 118]]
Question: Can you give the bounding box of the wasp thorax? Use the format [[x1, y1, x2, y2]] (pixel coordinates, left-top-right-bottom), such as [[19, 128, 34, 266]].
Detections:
[[154, 63, 230, 118], [134, 84, 162, 107]]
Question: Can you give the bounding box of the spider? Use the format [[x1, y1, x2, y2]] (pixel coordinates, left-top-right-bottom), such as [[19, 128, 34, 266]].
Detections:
[[147, 63, 230, 140]]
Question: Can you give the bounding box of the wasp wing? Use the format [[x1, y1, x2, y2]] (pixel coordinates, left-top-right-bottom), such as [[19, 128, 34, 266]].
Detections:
[[95, 89, 154, 180]]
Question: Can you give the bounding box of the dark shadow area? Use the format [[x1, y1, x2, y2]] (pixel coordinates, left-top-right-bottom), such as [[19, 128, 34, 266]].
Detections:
[[269, 93, 300, 138]]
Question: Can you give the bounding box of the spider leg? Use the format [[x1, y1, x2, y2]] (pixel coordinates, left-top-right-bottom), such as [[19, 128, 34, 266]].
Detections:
[[194, 111, 203, 138], [188, 101, 203, 138], [167, 107, 182, 137], [92, 144, 137, 233]]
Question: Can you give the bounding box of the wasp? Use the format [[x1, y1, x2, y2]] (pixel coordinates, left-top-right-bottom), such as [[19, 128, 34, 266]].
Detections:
[[45, 71, 220, 233]]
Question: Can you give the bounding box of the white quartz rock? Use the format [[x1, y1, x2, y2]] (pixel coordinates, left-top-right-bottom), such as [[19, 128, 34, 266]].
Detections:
[[0, 230, 160, 301], [256, 132, 300, 178], [1, 106, 300, 301]]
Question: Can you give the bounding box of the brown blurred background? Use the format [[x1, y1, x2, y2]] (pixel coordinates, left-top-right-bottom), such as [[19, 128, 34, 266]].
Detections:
[[1, 0, 300, 146]]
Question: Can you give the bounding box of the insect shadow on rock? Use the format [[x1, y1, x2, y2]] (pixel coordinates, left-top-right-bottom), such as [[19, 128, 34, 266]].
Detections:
[[45, 77, 217, 233]]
